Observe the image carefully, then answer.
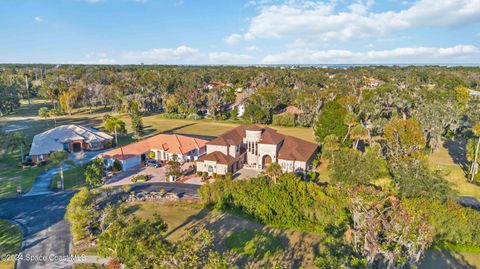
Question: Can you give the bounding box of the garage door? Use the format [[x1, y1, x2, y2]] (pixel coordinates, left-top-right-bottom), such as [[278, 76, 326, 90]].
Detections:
[[122, 156, 141, 170]]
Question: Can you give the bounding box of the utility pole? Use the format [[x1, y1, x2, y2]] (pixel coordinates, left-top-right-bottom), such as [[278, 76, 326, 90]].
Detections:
[[25, 74, 31, 105]]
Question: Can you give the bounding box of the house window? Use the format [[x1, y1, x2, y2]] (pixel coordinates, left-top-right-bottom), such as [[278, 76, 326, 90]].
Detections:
[[208, 166, 213, 172], [38, 155, 44, 161]]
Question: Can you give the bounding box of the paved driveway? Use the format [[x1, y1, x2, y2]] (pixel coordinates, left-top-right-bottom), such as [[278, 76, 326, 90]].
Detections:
[[0, 192, 75, 269], [105, 166, 167, 186], [0, 181, 200, 269]]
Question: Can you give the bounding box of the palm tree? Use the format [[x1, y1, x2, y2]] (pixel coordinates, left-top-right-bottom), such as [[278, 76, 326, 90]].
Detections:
[[469, 122, 480, 182], [342, 113, 357, 143], [350, 125, 369, 150], [323, 134, 340, 164], [38, 107, 50, 126], [266, 162, 283, 184], [49, 150, 68, 191], [49, 109, 60, 127], [103, 115, 126, 146], [7, 131, 28, 163]]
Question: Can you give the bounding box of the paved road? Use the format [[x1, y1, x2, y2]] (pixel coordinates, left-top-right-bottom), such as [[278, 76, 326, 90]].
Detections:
[[0, 192, 74, 269], [0, 181, 199, 269]]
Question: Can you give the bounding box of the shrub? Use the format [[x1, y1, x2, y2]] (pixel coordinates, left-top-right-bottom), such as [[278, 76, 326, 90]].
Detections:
[[272, 113, 296, 127], [131, 174, 149, 183], [330, 148, 388, 185], [199, 173, 349, 232], [390, 161, 452, 200], [66, 188, 98, 241], [402, 198, 480, 248], [186, 113, 202, 120], [37, 161, 47, 167], [161, 113, 186, 119], [85, 158, 106, 187], [112, 160, 122, 172], [306, 171, 319, 182], [225, 172, 233, 180]]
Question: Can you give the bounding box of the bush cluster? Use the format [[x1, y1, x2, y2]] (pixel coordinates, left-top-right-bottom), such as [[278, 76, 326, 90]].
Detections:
[[161, 113, 186, 119], [272, 113, 297, 127], [131, 174, 149, 182], [199, 173, 350, 232]]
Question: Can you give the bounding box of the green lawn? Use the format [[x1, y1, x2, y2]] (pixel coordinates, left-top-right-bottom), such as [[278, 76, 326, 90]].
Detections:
[[133, 201, 204, 241], [0, 220, 22, 269], [431, 163, 480, 200], [50, 166, 86, 191], [428, 139, 480, 200], [0, 150, 46, 199], [226, 230, 283, 260]]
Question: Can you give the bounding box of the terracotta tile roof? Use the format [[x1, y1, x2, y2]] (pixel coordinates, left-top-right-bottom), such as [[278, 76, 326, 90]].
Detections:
[[100, 134, 208, 160], [259, 127, 284, 145], [278, 136, 319, 162], [197, 151, 236, 165], [209, 124, 272, 147], [208, 126, 247, 146]]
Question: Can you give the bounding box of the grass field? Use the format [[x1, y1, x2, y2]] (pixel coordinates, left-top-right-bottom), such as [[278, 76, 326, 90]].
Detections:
[[0, 99, 315, 142], [0, 220, 22, 269], [133, 201, 204, 241], [428, 138, 480, 200], [226, 230, 283, 260], [0, 150, 46, 199], [50, 166, 86, 191], [0, 99, 315, 196]]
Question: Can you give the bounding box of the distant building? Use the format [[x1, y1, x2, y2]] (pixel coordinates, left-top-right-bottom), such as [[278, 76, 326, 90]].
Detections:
[[205, 81, 232, 90], [100, 134, 208, 170], [278, 105, 304, 115], [362, 77, 381, 88], [196, 125, 319, 175], [228, 92, 250, 119], [29, 125, 113, 163]]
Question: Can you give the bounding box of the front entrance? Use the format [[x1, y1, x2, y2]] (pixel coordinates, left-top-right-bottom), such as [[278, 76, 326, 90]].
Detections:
[[262, 155, 272, 169], [72, 142, 82, 153]]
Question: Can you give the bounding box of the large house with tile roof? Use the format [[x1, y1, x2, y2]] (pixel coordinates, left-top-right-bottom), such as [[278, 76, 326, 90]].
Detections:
[[196, 125, 319, 175], [100, 133, 208, 170]]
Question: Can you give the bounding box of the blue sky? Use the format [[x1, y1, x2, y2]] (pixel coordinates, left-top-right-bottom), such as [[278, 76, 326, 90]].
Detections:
[[1, 0, 479, 64]]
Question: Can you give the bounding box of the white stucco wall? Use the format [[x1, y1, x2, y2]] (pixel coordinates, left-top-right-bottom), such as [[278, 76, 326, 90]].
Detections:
[[278, 159, 308, 173], [196, 160, 230, 175], [206, 145, 228, 155]]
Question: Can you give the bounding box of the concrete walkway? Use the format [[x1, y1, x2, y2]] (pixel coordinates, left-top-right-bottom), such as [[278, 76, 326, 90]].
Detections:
[[23, 165, 71, 197]]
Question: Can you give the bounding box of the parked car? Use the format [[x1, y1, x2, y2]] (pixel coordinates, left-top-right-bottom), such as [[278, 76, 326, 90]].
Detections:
[[145, 159, 160, 168]]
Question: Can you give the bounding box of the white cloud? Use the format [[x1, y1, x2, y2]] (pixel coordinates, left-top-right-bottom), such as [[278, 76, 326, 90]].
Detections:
[[261, 45, 480, 64], [241, 0, 480, 43], [208, 52, 254, 63], [95, 58, 117, 64], [121, 46, 200, 62], [246, 46, 260, 51], [34, 16, 44, 22], [226, 34, 243, 45]]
